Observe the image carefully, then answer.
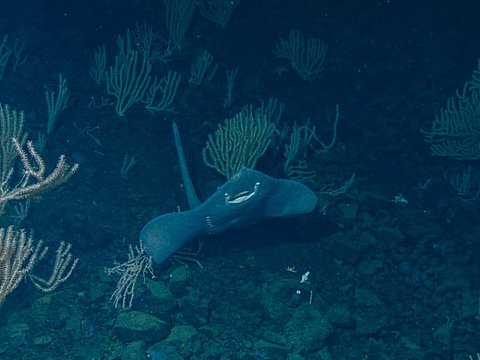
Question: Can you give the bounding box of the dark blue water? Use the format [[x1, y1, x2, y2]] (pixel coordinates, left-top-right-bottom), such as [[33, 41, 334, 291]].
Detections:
[[0, 1, 479, 359]]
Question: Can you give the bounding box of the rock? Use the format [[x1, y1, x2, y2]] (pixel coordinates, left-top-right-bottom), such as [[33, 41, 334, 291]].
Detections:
[[148, 345, 183, 360], [356, 212, 375, 230], [460, 289, 479, 318], [203, 339, 225, 358], [145, 280, 177, 312], [357, 258, 383, 276], [284, 304, 333, 353], [32, 334, 53, 347], [65, 310, 87, 340], [178, 296, 209, 327], [261, 293, 292, 326], [337, 202, 358, 220], [325, 233, 360, 265], [198, 325, 216, 338], [354, 288, 393, 335], [357, 231, 377, 250], [2, 322, 30, 350], [169, 266, 191, 294], [433, 324, 451, 346], [114, 311, 169, 343], [253, 339, 288, 359], [121, 341, 146, 360], [287, 354, 306, 360], [167, 324, 197, 343], [326, 303, 353, 328], [149, 325, 198, 359], [316, 347, 333, 360], [263, 330, 287, 346], [375, 226, 405, 247]]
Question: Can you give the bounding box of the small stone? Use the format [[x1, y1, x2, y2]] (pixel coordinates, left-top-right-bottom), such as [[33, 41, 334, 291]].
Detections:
[[337, 202, 358, 220], [357, 258, 383, 276], [354, 288, 392, 335], [433, 324, 451, 346], [121, 341, 146, 360], [284, 304, 332, 353], [114, 311, 169, 343], [253, 339, 288, 359], [149, 325, 198, 359], [145, 280, 177, 312], [32, 334, 53, 347], [326, 303, 353, 328], [169, 266, 191, 294]]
